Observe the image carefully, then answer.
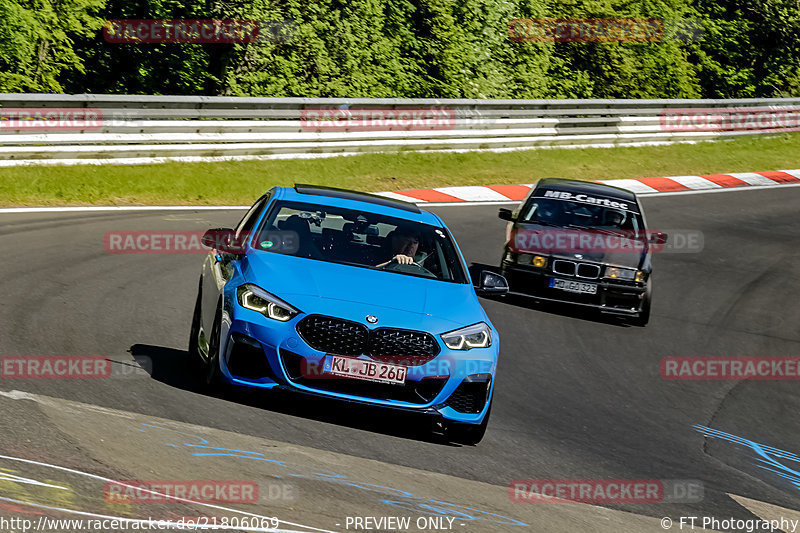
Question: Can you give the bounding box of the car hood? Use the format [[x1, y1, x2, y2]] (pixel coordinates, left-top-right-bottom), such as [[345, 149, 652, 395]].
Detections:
[[511, 223, 646, 269], [242, 252, 486, 332]]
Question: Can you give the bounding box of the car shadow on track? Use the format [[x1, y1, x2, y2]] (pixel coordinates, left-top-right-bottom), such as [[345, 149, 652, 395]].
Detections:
[[469, 262, 633, 327], [128, 343, 464, 447]]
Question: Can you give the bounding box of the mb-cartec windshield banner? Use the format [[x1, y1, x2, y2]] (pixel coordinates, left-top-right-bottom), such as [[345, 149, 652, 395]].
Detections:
[[536, 189, 638, 212]]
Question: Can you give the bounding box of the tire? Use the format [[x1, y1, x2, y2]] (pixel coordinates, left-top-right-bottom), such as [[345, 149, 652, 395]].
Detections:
[[449, 403, 492, 445], [188, 278, 203, 364], [630, 280, 652, 327], [204, 306, 223, 388]]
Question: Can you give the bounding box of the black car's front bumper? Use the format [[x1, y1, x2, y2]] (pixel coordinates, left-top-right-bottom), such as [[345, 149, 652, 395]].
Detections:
[[501, 261, 647, 315]]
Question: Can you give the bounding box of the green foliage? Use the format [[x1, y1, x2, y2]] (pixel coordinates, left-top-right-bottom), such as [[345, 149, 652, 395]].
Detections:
[[0, 0, 798, 97], [694, 0, 800, 97], [0, 0, 105, 91]]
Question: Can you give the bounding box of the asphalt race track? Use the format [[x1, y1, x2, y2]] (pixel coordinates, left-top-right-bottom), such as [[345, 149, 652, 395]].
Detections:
[[1, 186, 799, 532]]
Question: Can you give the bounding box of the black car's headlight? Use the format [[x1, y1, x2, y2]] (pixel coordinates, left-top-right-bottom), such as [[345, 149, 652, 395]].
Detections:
[[605, 267, 637, 281], [237, 284, 300, 322], [441, 322, 492, 350], [506, 252, 547, 267]]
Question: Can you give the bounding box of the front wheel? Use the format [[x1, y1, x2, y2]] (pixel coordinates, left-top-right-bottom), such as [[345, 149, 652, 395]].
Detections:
[[188, 278, 203, 364], [203, 307, 223, 388]]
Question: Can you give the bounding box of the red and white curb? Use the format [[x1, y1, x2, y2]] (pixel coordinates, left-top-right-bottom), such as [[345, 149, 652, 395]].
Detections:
[[376, 169, 800, 205]]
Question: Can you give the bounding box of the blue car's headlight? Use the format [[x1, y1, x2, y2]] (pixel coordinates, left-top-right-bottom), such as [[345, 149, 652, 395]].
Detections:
[[441, 322, 492, 350], [237, 284, 300, 322]]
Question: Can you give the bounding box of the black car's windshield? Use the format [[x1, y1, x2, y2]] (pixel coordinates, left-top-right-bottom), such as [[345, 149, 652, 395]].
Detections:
[[521, 197, 645, 237], [252, 200, 468, 283]]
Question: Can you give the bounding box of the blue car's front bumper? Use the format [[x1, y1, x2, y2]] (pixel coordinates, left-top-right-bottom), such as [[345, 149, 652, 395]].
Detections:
[[216, 304, 496, 425]]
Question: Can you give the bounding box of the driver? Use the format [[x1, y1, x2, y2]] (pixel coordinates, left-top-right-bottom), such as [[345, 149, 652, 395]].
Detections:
[[534, 201, 565, 225], [602, 209, 625, 228], [377, 227, 421, 267]]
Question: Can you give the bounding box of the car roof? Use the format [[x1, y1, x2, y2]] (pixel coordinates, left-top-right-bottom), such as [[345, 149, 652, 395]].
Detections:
[[534, 178, 638, 202], [270, 185, 442, 225]]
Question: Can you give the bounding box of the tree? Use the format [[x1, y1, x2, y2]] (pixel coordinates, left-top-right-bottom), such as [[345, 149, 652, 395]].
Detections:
[[0, 0, 105, 92]]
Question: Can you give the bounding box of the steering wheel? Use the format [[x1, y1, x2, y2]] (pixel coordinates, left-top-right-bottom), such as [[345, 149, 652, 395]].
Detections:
[[382, 259, 435, 277]]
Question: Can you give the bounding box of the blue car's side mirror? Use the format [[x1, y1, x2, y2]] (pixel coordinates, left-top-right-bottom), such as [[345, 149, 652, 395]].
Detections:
[[476, 270, 509, 295], [201, 228, 244, 254]]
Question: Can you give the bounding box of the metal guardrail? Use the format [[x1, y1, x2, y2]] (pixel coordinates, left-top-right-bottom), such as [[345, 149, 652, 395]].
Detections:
[[0, 94, 798, 166]]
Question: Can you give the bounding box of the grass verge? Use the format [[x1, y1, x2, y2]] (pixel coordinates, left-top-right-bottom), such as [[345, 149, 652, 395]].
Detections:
[[1, 133, 799, 206]]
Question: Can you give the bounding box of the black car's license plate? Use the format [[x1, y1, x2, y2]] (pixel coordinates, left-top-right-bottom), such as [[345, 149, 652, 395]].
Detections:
[[549, 278, 598, 294]]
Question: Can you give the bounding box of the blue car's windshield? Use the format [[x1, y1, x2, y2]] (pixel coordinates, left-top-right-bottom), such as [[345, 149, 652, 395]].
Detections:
[[252, 201, 468, 284]]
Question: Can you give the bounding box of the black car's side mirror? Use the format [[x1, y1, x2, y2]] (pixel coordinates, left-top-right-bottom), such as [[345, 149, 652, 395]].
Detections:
[[498, 208, 515, 221], [201, 228, 242, 254], [476, 270, 509, 296]]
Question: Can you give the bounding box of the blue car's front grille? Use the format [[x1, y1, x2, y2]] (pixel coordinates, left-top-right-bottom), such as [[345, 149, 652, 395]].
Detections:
[[367, 328, 439, 359], [296, 315, 369, 356], [296, 315, 440, 365]]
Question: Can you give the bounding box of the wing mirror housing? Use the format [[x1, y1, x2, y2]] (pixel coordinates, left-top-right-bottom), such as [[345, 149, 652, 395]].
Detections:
[[476, 270, 509, 296], [201, 228, 245, 254], [498, 208, 515, 222]]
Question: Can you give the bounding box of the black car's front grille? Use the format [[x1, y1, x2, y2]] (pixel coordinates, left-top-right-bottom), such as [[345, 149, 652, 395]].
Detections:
[[577, 263, 601, 279], [296, 315, 440, 365], [552, 260, 576, 276], [553, 260, 601, 280], [279, 349, 446, 404]]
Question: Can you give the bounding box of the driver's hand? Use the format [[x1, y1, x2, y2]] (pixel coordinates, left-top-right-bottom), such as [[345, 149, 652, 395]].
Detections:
[[393, 254, 414, 265]]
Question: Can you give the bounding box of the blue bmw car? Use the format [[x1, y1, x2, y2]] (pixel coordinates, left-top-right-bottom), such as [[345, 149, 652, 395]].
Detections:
[[189, 185, 508, 444]]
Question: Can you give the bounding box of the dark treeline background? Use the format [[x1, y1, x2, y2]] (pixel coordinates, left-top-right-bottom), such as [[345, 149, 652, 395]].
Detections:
[[1, 0, 798, 98]]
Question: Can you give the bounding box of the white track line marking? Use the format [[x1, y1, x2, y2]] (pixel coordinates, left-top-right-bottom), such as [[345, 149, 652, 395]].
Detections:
[[666, 176, 723, 189], [373, 191, 426, 202], [595, 179, 660, 194], [779, 169, 800, 179], [726, 172, 781, 186], [0, 453, 333, 533], [433, 186, 512, 202]]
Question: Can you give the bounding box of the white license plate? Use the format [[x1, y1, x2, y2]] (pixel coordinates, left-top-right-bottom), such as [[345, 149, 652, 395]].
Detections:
[[549, 278, 598, 294], [324, 355, 407, 384]]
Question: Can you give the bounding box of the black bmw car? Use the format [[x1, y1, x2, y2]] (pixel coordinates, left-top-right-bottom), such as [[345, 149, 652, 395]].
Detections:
[[498, 179, 666, 326]]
